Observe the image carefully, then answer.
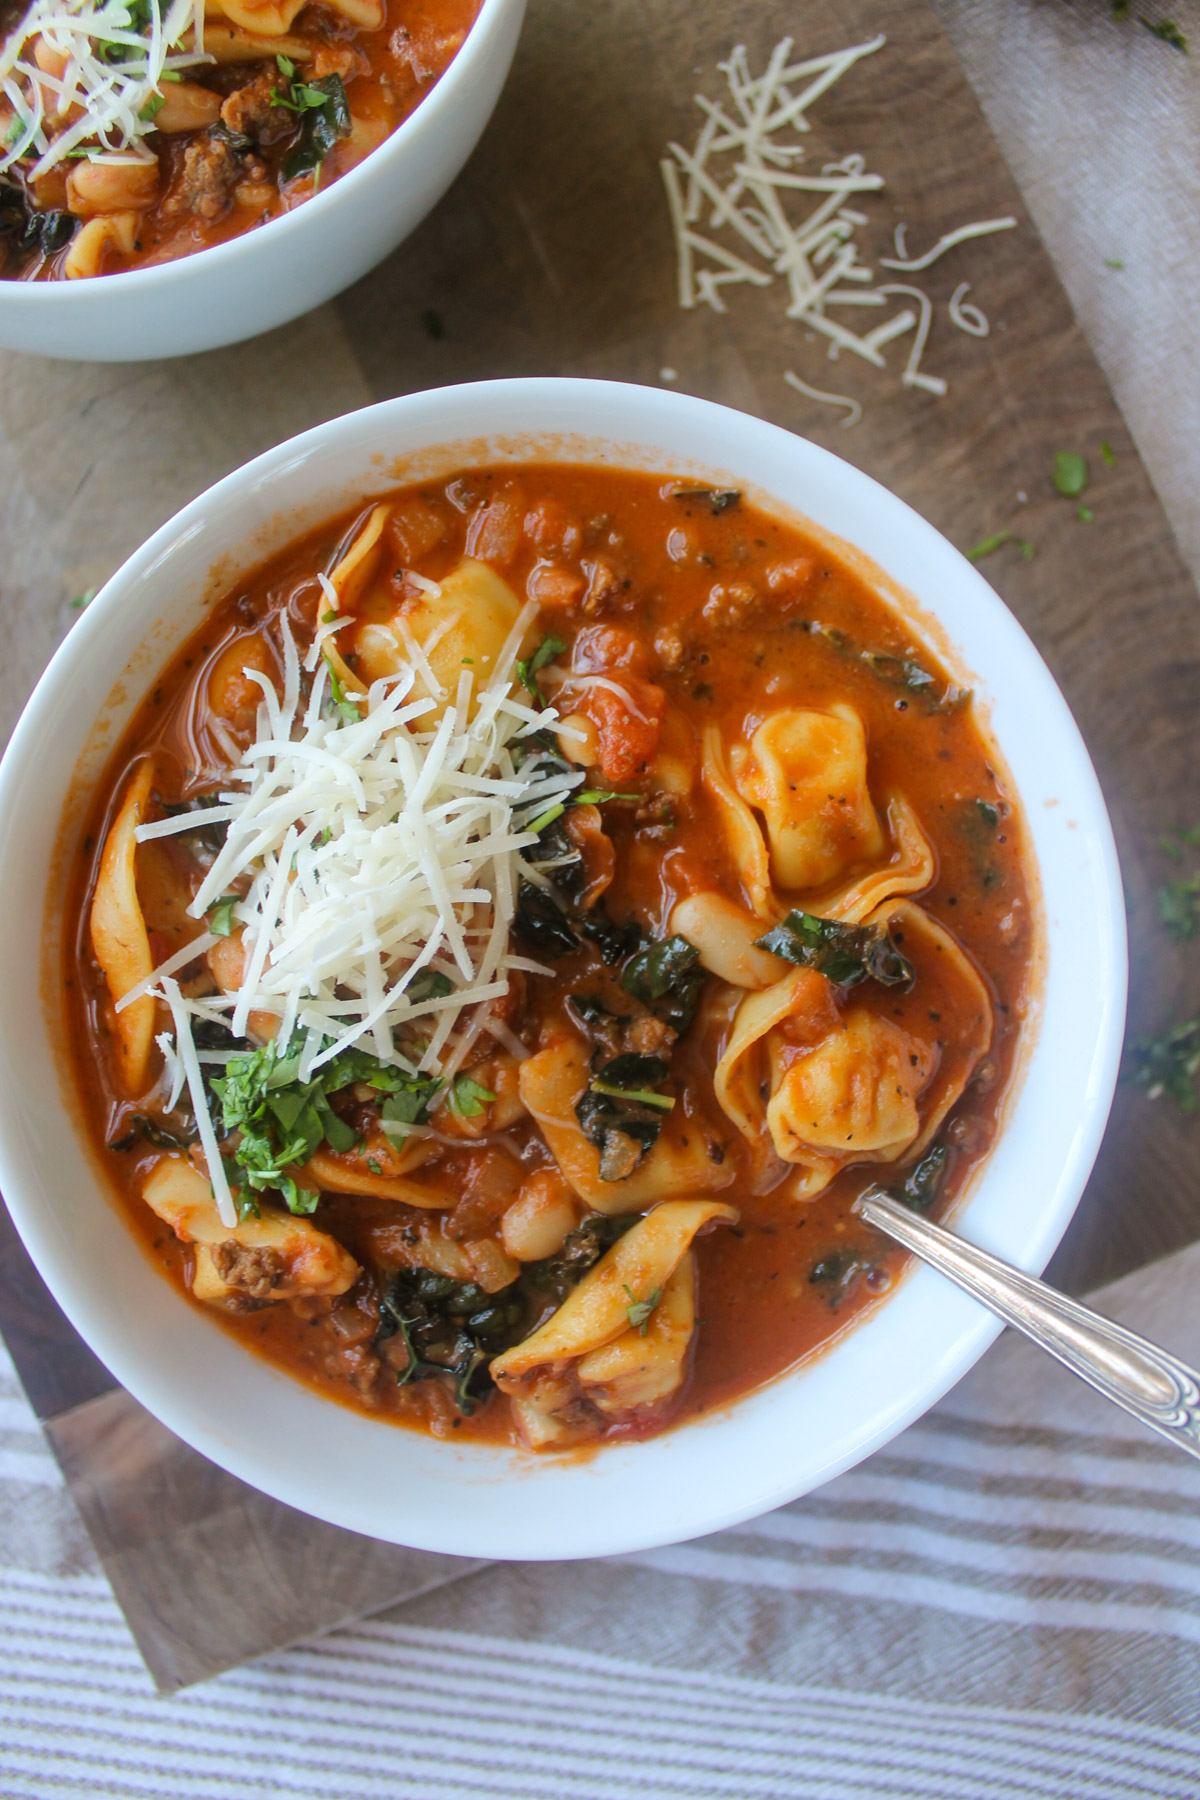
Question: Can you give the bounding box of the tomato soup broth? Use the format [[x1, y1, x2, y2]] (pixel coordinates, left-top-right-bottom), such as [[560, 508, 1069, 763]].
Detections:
[[64, 466, 1036, 1451]]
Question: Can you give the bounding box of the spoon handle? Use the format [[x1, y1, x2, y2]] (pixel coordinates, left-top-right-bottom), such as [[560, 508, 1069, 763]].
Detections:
[[857, 1190, 1200, 1462]]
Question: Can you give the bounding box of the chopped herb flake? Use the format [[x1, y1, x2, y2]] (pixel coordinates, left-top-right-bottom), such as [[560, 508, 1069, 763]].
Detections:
[[1052, 451, 1089, 498], [1124, 1016, 1200, 1110], [1157, 873, 1200, 942], [207, 895, 239, 937], [1141, 18, 1187, 50], [452, 1075, 496, 1117], [623, 1283, 662, 1334], [515, 634, 566, 706]]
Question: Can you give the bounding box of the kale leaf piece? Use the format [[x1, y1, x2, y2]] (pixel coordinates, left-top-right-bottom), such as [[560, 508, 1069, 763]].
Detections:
[[860, 650, 969, 712], [809, 1248, 869, 1303], [755, 910, 914, 990], [375, 1267, 526, 1415], [668, 486, 742, 513], [0, 181, 74, 261], [514, 878, 580, 956], [621, 933, 706, 1033], [283, 73, 351, 183], [891, 1140, 949, 1212], [108, 1114, 198, 1153], [529, 1212, 637, 1300], [161, 794, 229, 854], [575, 1053, 674, 1182], [582, 908, 644, 966]]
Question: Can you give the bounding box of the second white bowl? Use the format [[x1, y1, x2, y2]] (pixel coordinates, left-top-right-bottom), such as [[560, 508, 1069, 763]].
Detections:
[[0, 0, 525, 361]]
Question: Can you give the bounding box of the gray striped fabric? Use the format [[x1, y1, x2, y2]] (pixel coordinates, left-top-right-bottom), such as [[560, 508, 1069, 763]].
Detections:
[[2, 1244, 1200, 1797]]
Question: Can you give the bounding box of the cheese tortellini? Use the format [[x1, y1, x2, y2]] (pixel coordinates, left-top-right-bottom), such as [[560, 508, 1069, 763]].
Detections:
[[317, 505, 537, 724], [142, 1157, 359, 1308], [702, 706, 935, 928], [89, 759, 157, 1097], [714, 900, 994, 1200], [730, 704, 885, 893], [518, 1035, 734, 1213], [491, 1199, 737, 1448]]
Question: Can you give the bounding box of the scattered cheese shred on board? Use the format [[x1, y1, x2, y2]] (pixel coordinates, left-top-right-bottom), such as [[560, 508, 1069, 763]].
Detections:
[[661, 35, 1017, 423]]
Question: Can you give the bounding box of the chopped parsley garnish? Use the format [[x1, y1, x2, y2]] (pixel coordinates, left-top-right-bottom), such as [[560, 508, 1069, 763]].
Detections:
[[575, 788, 639, 804], [208, 1034, 441, 1213], [622, 1283, 662, 1334], [1101, 440, 1117, 465], [452, 1075, 496, 1117], [1124, 1017, 1200, 1111], [323, 651, 361, 723], [525, 801, 566, 835], [515, 634, 566, 705], [69, 587, 98, 610], [1157, 873, 1200, 942], [1052, 451, 1089, 498], [1141, 18, 1187, 51], [590, 1079, 675, 1111], [966, 530, 1035, 563], [207, 894, 240, 937]]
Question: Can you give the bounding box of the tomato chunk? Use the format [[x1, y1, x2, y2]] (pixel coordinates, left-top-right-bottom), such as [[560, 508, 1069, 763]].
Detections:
[[575, 674, 664, 784]]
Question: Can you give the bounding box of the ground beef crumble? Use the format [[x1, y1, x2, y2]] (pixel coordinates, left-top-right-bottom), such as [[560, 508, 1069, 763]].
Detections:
[[211, 1240, 286, 1300]]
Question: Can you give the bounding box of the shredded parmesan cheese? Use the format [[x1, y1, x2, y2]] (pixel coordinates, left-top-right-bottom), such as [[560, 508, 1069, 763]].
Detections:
[[134, 608, 580, 1224], [661, 36, 1019, 423], [0, 0, 211, 177]]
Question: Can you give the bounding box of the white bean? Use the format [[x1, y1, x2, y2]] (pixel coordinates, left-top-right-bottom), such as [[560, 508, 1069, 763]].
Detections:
[[502, 1172, 580, 1262], [670, 891, 782, 989]]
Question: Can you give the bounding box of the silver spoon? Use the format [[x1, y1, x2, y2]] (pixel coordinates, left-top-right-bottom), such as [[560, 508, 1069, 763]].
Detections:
[[856, 1189, 1200, 1463]]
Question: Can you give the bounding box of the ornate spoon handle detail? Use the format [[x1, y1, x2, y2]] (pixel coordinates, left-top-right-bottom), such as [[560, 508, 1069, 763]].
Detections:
[[857, 1190, 1200, 1462]]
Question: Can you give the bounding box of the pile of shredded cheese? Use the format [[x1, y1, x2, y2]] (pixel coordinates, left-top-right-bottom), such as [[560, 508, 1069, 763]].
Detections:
[[661, 36, 1017, 423], [0, 0, 209, 176], [128, 598, 579, 1227]]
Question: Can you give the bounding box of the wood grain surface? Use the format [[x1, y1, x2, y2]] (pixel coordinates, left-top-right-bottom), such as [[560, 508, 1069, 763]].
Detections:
[[1, 0, 1197, 1684]]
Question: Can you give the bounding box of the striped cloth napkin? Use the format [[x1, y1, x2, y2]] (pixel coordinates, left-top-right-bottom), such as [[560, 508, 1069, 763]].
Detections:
[[2, 1237, 1198, 1797]]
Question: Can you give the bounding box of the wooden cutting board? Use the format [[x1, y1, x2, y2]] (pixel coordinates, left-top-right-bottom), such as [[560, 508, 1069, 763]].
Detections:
[[1, 0, 1197, 1688]]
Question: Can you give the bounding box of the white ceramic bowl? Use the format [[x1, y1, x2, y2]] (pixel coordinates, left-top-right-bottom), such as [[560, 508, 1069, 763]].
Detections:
[[0, 0, 525, 361], [0, 379, 1126, 1559]]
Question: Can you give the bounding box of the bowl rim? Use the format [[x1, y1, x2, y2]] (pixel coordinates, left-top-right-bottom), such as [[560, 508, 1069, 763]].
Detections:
[[0, 0, 517, 308], [0, 378, 1128, 1558]]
